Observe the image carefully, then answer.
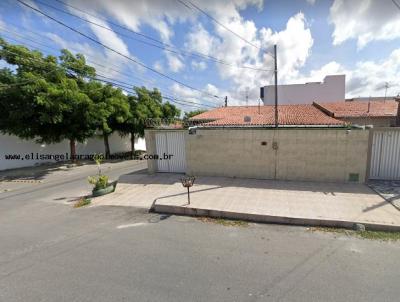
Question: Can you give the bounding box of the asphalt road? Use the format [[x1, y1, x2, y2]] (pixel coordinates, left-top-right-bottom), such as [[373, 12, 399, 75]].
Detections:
[[0, 161, 399, 302]]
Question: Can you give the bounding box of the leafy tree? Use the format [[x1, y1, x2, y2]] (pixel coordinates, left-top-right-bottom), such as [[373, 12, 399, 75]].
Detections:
[[183, 109, 206, 119], [0, 39, 181, 162], [183, 109, 206, 121], [117, 86, 180, 155], [162, 101, 181, 120], [0, 39, 99, 160], [85, 81, 130, 158]]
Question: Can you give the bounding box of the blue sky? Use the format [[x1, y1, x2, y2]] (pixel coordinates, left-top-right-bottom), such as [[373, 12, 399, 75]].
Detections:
[[1, 0, 399, 110]]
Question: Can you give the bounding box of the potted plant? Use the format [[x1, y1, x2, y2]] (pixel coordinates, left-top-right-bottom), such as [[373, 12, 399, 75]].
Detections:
[[88, 154, 116, 197]]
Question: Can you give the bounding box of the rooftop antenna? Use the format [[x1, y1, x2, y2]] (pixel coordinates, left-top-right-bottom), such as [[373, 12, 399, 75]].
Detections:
[[245, 87, 249, 107], [384, 82, 389, 101]]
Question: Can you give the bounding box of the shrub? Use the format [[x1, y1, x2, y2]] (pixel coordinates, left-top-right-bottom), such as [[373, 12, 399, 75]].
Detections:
[[88, 174, 109, 190]]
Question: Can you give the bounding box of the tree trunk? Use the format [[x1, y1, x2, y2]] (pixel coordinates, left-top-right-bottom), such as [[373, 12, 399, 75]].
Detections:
[[69, 139, 76, 163], [103, 133, 110, 159], [130, 132, 135, 159]]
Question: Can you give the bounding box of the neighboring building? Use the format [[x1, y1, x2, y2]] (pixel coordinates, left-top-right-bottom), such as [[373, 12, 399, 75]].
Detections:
[[145, 101, 400, 182], [190, 104, 344, 127], [313, 99, 400, 127], [260, 75, 345, 105]]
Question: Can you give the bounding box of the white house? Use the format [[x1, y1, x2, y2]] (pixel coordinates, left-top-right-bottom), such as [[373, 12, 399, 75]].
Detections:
[[261, 75, 345, 105]]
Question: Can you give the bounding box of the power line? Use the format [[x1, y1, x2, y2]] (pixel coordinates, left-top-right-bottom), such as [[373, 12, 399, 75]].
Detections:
[[0, 45, 215, 109], [0, 27, 168, 89], [95, 73, 217, 108], [0, 31, 219, 107], [16, 0, 221, 100], [392, 0, 400, 11], [176, 0, 275, 59], [36, 0, 272, 72]]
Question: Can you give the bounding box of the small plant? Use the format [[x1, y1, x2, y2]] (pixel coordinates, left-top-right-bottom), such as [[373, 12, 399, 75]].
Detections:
[[309, 227, 400, 241], [93, 153, 104, 175], [197, 217, 249, 227], [73, 197, 91, 208], [88, 153, 110, 191], [88, 174, 109, 190]]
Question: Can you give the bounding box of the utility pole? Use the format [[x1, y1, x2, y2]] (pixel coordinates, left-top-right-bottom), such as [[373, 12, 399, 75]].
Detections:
[[274, 44, 278, 128], [224, 96, 228, 107]]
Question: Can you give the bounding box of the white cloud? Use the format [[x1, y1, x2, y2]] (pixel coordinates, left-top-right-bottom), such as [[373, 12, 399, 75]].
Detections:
[[330, 0, 400, 48], [166, 53, 184, 73], [85, 16, 130, 57], [196, 12, 313, 104], [170, 83, 226, 108], [306, 0, 316, 4], [59, 1, 314, 105], [65, 0, 195, 43], [153, 61, 164, 72], [184, 24, 219, 56], [261, 13, 313, 82], [45, 32, 142, 82], [300, 48, 400, 97], [191, 60, 207, 71], [63, 0, 269, 104]]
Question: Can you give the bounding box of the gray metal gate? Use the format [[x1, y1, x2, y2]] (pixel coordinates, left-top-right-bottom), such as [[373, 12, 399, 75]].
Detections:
[[370, 129, 400, 180], [155, 131, 186, 173]]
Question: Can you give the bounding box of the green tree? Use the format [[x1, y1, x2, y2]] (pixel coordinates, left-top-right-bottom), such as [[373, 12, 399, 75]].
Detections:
[[182, 109, 206, 128], [85, 81, 130, 158], [116, 86, 180, 155], [0, 39, 99, 160]]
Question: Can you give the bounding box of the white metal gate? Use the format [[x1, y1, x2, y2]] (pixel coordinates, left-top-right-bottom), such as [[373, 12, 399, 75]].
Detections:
[[155, 131, 186, 173], [370, 129, 400, 180]]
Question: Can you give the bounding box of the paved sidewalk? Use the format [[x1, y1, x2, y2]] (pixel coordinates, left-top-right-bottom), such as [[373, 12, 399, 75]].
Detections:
[[368, 180, 400, 211], [93, 173, 400, 231]]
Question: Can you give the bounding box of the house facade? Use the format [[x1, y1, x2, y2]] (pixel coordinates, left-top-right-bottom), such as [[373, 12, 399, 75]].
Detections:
[[146, 103, 400, 182], [313, 99, 400, 127], [260, 75, 345, 105], [189, 104, 345, 127]]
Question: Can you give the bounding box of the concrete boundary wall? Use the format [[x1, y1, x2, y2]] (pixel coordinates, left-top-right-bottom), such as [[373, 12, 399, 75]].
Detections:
[[185, 128, 370, 183], [0, 133, 146, 171]]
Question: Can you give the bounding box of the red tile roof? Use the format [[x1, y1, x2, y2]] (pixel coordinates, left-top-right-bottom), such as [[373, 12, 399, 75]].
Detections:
[[190, 104, 344, 127], [314, 100, 399, 118]]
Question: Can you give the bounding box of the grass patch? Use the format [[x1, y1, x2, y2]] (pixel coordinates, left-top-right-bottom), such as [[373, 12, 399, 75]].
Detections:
[[73, 197, 91, 208], [309, 227, 400, 241], [197, 217, 248, 227]]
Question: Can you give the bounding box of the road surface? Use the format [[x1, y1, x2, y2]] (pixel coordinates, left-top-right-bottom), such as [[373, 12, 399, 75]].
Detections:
[[0, 161, 399, 302]]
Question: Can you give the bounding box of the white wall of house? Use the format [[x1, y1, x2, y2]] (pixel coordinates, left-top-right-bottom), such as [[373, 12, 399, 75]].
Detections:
[[0, 133, 146, 171], [262, 75, 345, 105]]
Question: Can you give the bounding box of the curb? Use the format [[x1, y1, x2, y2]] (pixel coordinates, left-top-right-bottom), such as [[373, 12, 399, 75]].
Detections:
[[153, 204, 400, 232]]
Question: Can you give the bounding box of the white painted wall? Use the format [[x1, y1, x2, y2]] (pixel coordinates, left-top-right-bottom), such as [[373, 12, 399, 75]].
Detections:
[[262, 75, 345, 105], [0, 133, 146, 171]]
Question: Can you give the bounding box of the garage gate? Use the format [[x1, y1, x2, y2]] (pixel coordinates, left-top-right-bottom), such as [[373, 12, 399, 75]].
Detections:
[[370, 129, 400, 180], [155, 131, 186, 173]]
